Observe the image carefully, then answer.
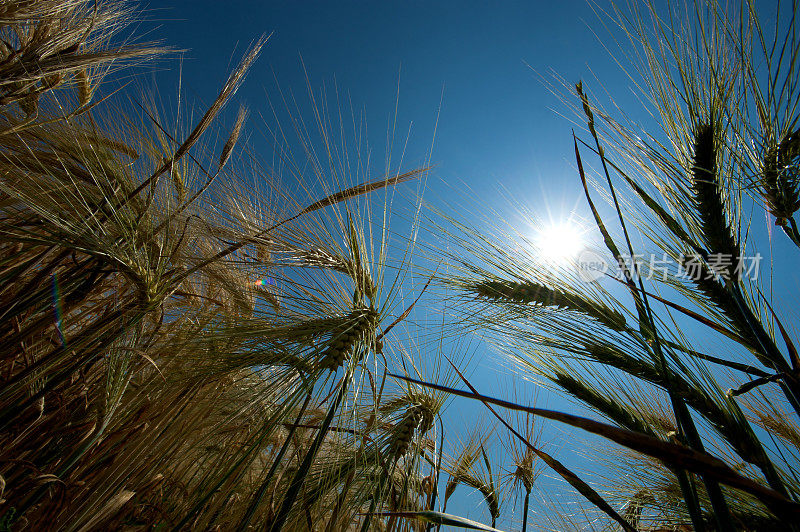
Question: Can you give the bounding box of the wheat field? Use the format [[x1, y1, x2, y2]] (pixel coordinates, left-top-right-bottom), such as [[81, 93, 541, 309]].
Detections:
[[0, 1, 798, 530]]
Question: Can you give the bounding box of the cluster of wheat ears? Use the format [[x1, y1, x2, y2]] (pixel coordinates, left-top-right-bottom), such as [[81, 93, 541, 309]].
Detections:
[[0, 0, 798, 530]]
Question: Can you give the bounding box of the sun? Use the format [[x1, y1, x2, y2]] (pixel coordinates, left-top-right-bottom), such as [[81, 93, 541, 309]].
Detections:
[[536, 222, 585, 262]]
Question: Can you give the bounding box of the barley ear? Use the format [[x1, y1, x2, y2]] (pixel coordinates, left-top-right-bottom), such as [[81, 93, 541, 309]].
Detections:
[[471, 279, 627, 331], [75, 68, 94, 107], [299, 167, 427, 215], [762, 129, 800, 227], [219, 105, 248, 169], [691, 123, 739, 280]]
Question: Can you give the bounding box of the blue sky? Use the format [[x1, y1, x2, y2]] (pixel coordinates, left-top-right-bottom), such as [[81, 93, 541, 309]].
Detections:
[[137, 1, 798, 528], [145, 0, 630, 202]]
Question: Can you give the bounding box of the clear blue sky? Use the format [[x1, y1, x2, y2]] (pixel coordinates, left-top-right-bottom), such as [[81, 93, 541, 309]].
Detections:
[[136, 1, 798, 528], [144, 0, 630, 203]]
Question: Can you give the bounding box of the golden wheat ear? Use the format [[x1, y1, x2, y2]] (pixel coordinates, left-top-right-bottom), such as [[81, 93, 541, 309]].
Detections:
[[298, 167, 428, 215]]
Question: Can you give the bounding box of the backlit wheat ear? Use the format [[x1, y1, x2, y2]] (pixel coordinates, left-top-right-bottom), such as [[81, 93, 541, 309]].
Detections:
[[512, 452, 535, 494], [691, 122, 740, 279], [621, 489, 656, 529], [440, 431, 502, 526], [75, 68, 93, 107], [762, 129, 800, 228], [388, 405, 424, 459], [444, 435, 483, 506], [318, 307, 380, 371], [470, 279, 627, 331], [169, 157, 186, 203], [298, 167, 427, 215], [384, 393, 438, 461], [498, 413, 541, 532], [219, 105, 248, 169]]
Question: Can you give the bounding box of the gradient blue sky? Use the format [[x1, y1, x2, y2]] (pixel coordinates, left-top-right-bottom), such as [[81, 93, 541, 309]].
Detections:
[[145, 0, 632, 202], [139, 1, 797, 528]]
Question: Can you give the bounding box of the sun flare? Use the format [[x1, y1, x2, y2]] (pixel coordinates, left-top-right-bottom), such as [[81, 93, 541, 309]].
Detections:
[[536, 223, 585, 262]]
